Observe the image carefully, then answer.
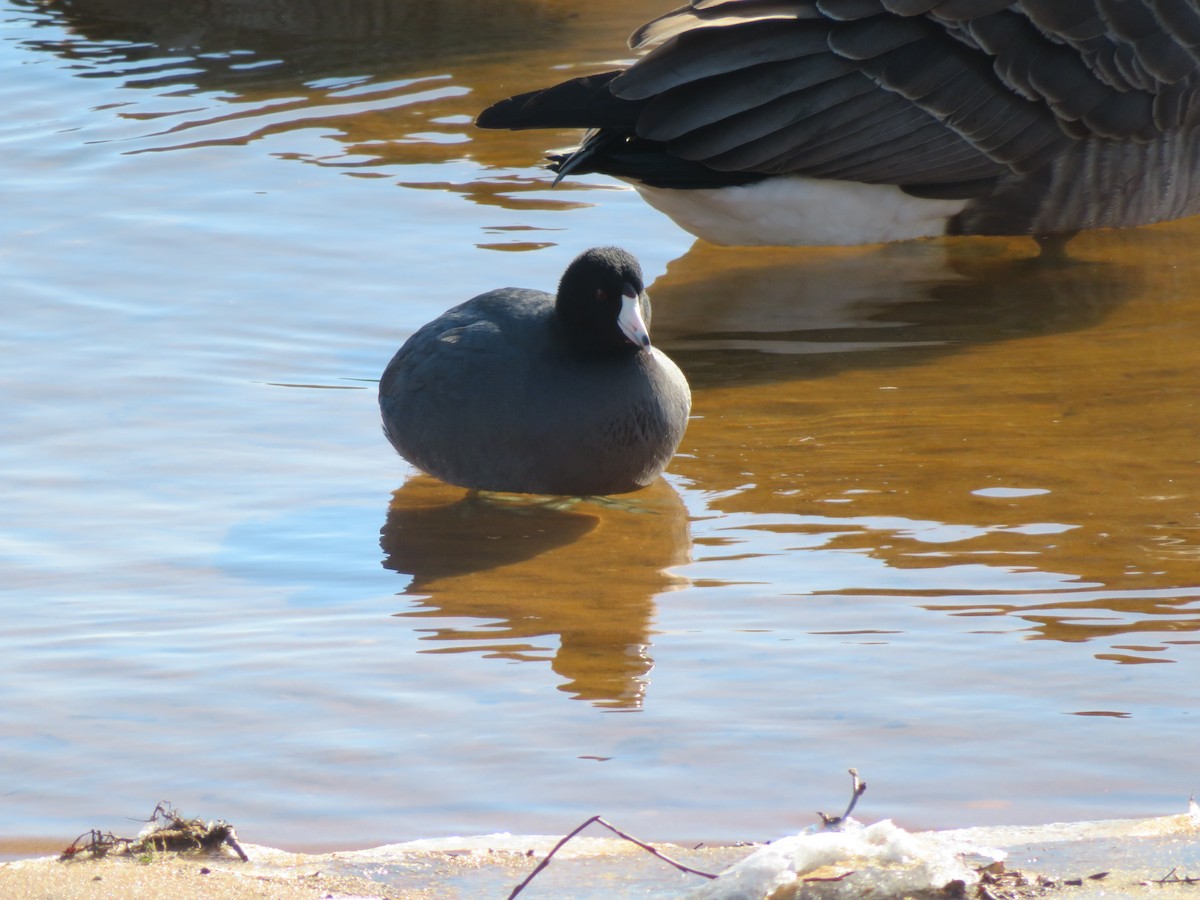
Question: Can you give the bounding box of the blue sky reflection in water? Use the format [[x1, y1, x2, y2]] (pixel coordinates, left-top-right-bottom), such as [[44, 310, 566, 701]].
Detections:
[[2, 0, 1200, 854]]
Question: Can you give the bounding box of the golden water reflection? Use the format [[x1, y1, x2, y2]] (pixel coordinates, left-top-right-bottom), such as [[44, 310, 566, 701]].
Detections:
[[380, 477, 690, 709], [378, 225, 1200, 699], [16, 0, 638, 180], [649, 237, 1138, 384], [8, 0, 1200, 841], [651, 227, 1200, 667]]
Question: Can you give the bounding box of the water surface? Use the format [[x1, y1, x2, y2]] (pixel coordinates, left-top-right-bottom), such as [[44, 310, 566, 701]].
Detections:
[[3, 0, 1200, 855]]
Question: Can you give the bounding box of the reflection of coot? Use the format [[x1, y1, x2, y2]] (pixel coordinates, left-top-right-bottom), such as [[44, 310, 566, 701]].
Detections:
[[380, 480, 599, 588], [379, 476, 692, 709]]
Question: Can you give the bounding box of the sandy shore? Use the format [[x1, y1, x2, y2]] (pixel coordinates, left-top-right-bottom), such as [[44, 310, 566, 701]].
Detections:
[[3, 811, 1199, 899], [1, 846, 412, 900], [0, 835, 740, 900]]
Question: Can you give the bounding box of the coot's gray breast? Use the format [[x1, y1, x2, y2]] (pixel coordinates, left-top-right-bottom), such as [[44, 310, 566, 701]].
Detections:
[[379, 247, 691, 495]]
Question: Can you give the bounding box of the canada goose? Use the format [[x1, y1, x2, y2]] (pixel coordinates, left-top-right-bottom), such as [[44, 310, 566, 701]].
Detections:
[[477, 1, 1200, 248]]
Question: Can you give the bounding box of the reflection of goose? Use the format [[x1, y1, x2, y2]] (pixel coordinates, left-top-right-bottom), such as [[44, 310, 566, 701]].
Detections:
[[645, 239, 1139, 389], [25, 0, 578, 79], [16, 0, 592, 169], [379, 248, 691, 496], [380, 477, 692, 709], [479, 2, 1200, 247]]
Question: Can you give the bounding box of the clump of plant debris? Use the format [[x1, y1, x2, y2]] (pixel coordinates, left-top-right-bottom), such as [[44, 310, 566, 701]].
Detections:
[[58, 802, 248, 862]]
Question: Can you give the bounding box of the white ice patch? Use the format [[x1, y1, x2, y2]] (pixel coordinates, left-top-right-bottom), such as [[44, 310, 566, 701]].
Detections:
[[689, 819, 986, 899], [633, 176, 969, 247]]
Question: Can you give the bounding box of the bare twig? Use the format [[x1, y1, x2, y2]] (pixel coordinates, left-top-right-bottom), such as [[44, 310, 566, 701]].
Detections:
[[1152, 866, 1200, 885], [803, 870, 854, 883], [509, 771, 871, 896], [59, 830, 131, 861], [506, 815, 718, 899], [817, 768, 867, 829]]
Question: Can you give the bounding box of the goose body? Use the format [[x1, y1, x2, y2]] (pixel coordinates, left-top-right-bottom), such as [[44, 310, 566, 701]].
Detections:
[[379, 248, 691, 496], [477, 1, 1200, 246]]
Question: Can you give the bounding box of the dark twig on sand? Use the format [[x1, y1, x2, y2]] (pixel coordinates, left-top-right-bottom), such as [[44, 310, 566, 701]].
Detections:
[[817, 768, 867, 830], [59, 830, 131, 860], [1152, 866, 1200, 885], [506, 815, 718, 899]]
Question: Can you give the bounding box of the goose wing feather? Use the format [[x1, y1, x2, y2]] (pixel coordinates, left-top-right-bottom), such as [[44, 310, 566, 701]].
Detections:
[[632, 1, 1200, 150], [480, 0, 1200, 189]]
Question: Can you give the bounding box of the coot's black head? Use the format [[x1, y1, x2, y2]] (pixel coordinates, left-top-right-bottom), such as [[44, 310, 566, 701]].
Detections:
[[555, 246, 651, 355]]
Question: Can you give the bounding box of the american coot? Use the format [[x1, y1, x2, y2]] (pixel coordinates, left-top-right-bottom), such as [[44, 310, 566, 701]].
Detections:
[[477, 1, 1200, 247], [379, 247, 691, 496]]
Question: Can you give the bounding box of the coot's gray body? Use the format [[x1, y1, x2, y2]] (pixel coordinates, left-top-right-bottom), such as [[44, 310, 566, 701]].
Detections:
[[379, 248, 691, 496], [477, 0, 1200, 247]]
